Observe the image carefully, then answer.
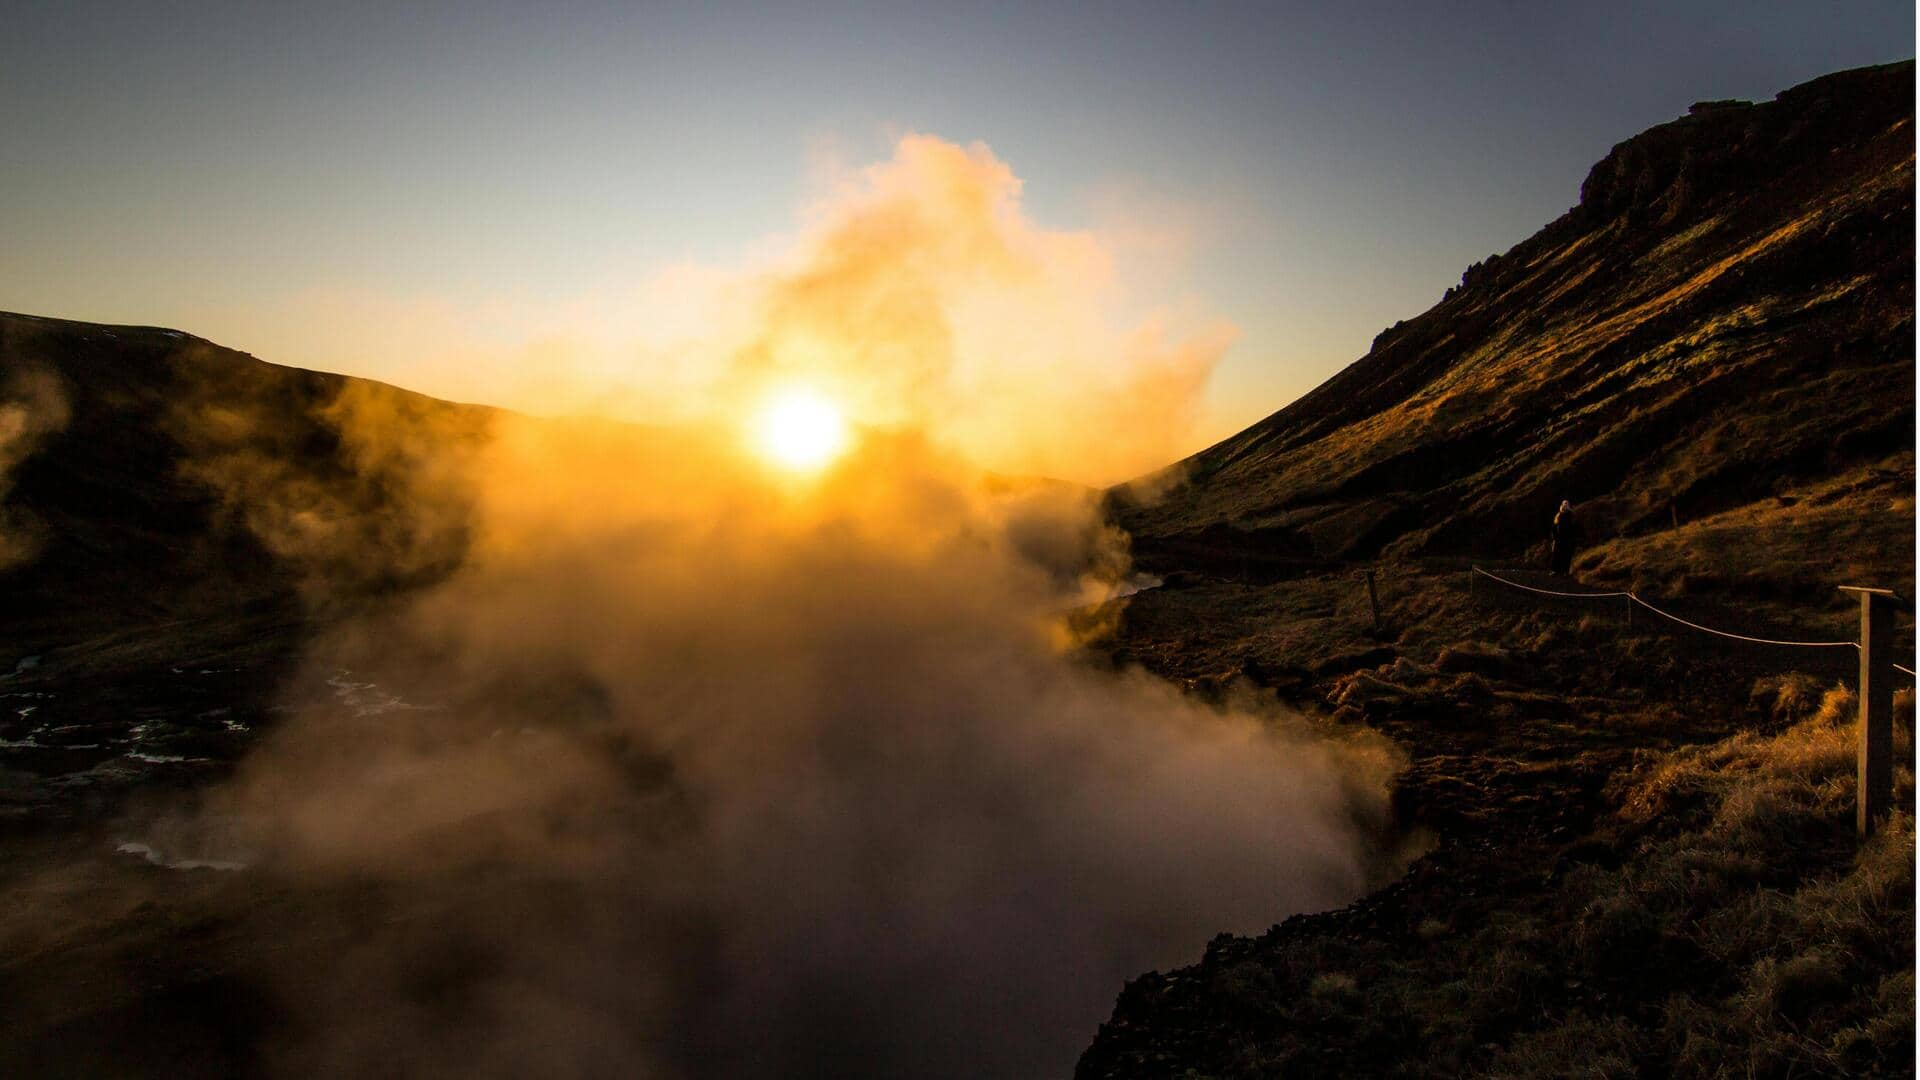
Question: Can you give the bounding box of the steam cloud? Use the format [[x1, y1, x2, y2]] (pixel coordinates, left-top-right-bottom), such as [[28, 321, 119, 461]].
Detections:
[[0, 366, 70, 570], [240, 135, 1234, 487], [717, 135, 1234, 485], [140, 136, 1403, 1077]]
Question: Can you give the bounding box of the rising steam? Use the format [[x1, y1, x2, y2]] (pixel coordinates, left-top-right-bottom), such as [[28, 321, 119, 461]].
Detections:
[[715, 135, 1234, 485], [141, 136, 1400, 1077], [240, 134, 1234, 487], [0, 365, 70, 570]]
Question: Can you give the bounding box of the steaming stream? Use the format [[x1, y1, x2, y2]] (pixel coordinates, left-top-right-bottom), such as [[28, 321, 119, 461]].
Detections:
[[31, 133, 1410, 1078], [166, 420, 1407, 1078]]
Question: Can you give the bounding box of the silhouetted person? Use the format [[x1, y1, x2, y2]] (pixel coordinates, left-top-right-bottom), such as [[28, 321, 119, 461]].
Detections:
[[1551, 499, 1581, 576]]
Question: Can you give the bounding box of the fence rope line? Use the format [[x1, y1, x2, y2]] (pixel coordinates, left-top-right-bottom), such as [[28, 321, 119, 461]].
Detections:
[[1622, 594, 1859, 649], [1897, 664, 1916, 678], [1471, 565, 1859, 649], [1470, 566, 1632, 600]]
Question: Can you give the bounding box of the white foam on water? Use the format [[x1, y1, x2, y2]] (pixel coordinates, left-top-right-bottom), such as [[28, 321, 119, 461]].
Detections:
[[124, 751, 194, 764], [326, 670, 441, 718], [114, 841, 248, 872]]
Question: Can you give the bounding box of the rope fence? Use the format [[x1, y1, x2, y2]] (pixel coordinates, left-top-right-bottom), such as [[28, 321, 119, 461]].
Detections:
[[1469, 566, 1632, 601], [1470, 565, 1893, 655], [1467, 563, 1913, 837], [1622, 593, 1859, 648]]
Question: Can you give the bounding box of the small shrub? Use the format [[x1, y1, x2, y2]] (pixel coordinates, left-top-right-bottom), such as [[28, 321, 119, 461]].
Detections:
[[1829, 970, 1916, 1073], [1740, 946, 1849, 1023], [1488, 1013, 1648, 1079], [1573, 892, 1661, 980], [1811, 683, 1856, 728], [1749, 672, 1824, 722], [1309, 971, 1359, 1000]]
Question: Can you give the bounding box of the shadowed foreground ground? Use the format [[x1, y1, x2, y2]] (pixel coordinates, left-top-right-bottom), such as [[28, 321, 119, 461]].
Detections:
[[1078, 553, 1915, 1077]]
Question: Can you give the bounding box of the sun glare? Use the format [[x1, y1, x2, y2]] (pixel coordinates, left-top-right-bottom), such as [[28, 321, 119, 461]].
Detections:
[[753, 387, 850, 472]]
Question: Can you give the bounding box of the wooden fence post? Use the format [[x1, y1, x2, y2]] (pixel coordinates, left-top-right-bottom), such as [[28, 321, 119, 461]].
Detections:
[[1839, 586, 1895, 839]]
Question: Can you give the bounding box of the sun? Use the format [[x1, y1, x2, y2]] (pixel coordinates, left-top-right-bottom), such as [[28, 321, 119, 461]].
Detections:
[[752, 386, 850, 471]]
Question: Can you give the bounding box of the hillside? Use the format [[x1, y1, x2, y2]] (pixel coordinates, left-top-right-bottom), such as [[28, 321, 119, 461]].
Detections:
[[1080, 62, 1915, 1078], [0, 313, 492, 828], [1118, 61, 1913, 598]]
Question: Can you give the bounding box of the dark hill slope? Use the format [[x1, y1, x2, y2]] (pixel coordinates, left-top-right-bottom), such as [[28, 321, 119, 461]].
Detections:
[[0, 312, 492, 825], [1118, 62, 1913, 581], [0, 311, 499, 630]]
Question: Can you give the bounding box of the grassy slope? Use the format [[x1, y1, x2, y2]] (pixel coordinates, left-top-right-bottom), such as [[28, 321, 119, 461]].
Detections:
[[1082, 62, 1915, 1078], [1117, 62, 1913, 589], [1080, 556, 1915, 1076]]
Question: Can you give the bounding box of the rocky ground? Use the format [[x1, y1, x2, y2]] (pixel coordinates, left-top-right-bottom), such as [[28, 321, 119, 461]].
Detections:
[[1077, 549, 1915, 1077]]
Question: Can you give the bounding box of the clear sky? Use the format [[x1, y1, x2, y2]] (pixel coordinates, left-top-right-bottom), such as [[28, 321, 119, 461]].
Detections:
[[2, 2, 1912, 453]]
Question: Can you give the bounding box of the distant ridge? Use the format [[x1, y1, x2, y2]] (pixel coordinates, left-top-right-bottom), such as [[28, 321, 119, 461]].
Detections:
[[0, 312, 493, 642]]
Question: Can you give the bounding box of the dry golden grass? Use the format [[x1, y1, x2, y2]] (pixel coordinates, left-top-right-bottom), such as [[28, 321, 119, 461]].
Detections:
[[1577, 456, 1917, 624], [1521, 691, 1919, 1078], [1085, 686, 1917, 1078]]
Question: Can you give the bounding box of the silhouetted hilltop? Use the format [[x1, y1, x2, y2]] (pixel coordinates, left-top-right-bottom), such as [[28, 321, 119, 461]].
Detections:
[[0, 313, 493, 824], [1118, 61, 1913, 588], [0, 313, 493, 633]]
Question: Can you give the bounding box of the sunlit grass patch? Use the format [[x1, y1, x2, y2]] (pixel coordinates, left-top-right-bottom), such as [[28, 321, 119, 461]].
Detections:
[[1129, 694, 1916, 1078]]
